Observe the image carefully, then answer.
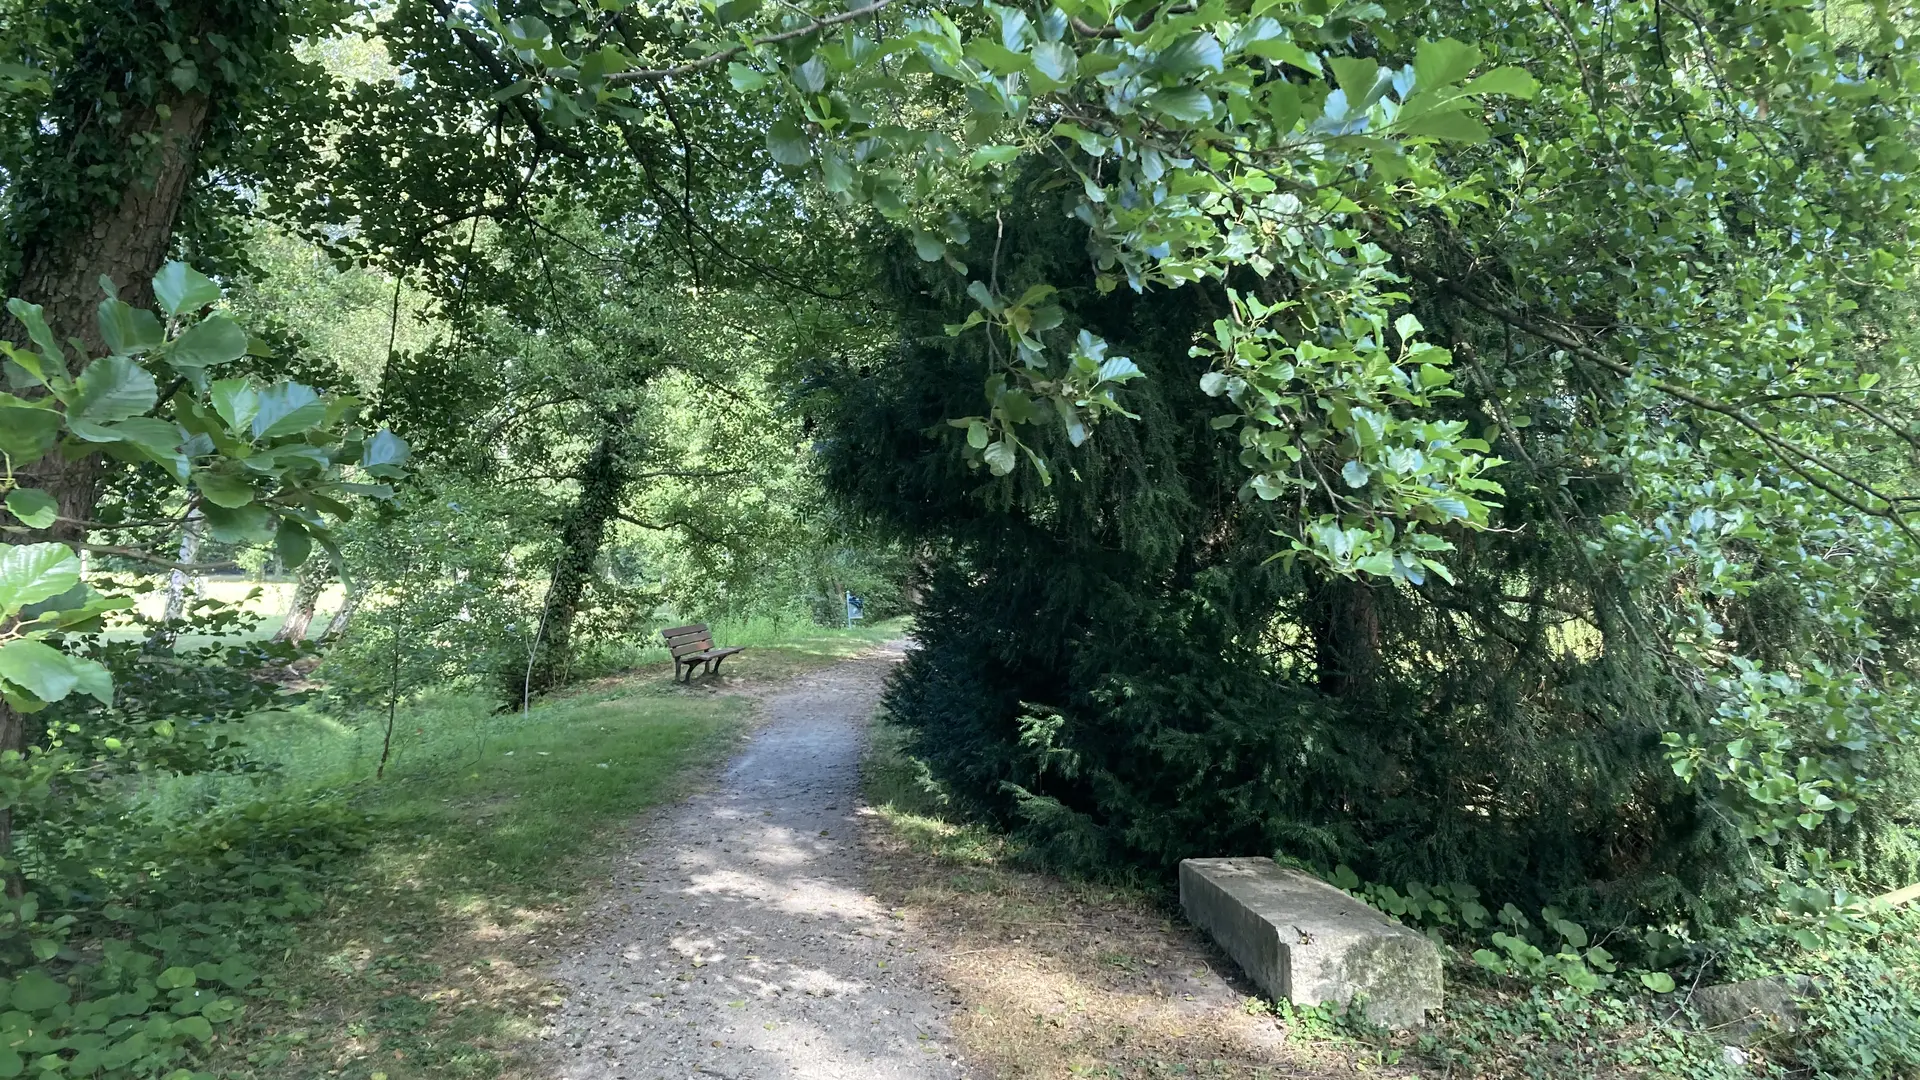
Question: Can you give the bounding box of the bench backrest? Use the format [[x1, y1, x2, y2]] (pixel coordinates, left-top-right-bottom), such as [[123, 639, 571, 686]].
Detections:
[[662, 623, 713, 661]]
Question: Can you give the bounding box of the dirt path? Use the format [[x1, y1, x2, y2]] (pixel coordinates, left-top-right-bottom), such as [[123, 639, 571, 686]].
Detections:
[[542, 643, 972, 1080]]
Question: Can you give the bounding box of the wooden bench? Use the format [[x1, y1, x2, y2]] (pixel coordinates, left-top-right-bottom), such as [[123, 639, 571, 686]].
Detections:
[[661, 623, 745, 682]]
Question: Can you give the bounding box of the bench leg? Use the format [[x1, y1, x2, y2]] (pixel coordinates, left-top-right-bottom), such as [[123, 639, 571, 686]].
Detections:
[[710, 654, 729, 677]]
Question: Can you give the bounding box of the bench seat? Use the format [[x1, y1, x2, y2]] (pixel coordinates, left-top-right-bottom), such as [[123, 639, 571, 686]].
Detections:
[[661, 624, 746, 682]]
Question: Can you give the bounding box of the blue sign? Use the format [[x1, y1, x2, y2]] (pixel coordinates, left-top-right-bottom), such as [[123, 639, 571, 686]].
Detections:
[[845, 592, 865, 623]]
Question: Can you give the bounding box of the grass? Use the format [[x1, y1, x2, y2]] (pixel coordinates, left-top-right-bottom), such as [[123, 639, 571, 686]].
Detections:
[[152, 618, 910, 1080]]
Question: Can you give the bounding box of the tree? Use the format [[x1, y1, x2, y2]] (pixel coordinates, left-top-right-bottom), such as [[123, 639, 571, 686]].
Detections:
[[780, 0, 1920, 916]]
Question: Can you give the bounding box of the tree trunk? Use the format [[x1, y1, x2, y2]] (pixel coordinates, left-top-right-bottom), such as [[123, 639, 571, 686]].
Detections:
[[525, 416, 633, 696], [0, 6, 222, 893], [273, 559, 330, 643], [162, 515, 205, 625], [146, 512, 206, 651], [1311, 576, 1381, 699], [322, 586, 364, 642], [8, 91, 214, 543]]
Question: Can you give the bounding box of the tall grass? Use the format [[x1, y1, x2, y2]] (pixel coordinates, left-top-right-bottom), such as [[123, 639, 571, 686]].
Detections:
[[142, 616, 910, 819]]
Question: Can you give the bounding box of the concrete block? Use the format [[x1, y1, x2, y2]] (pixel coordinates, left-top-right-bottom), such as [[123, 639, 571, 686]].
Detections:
[[1179, 856, 1443, 1029]]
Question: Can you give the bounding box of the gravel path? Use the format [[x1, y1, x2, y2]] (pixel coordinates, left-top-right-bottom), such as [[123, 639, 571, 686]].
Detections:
[[543, 643, 972, 1080]]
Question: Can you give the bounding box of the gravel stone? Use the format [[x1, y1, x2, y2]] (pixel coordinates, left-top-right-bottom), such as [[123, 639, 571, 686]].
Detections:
[[545, 643, 971, 1080]]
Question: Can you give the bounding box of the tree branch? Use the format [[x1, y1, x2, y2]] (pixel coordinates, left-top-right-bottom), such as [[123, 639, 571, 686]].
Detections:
[[1069, 2, 1195, 39], [605, 2, 892, 85], [1386, 244, 1920, 539], [614, 511, 725, 547], [426, 0, 589, 161]]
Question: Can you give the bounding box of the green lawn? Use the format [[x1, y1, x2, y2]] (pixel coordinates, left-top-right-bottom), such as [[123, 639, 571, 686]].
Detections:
[[173, 618, 907, 1080]]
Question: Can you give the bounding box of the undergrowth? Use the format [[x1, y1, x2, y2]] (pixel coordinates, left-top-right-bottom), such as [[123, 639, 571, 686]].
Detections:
[[3, 625, 899, 1080], [863, 711, 1920, 1080]]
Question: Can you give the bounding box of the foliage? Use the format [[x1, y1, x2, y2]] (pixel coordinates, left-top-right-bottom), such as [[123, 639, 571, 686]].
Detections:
[[498, 0, 1536, 576], [0, 264, 406, 1079], [818, 193, 1745, 916], [1, 794, 373, 1080], [803, 0, 1920, 925]]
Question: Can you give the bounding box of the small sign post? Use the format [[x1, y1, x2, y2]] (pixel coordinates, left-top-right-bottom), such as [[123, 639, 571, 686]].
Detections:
[[845, 591, 864, 625]]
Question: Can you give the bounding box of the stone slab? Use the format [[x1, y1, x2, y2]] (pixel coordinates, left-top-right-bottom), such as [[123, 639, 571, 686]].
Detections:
[[1179, 857, 1443, 1029], [1692, 975, 1813, 1045]]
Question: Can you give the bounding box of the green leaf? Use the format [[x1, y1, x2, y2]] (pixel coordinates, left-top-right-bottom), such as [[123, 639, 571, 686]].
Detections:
[[767, 118, 813, 166], [982, 440, 1016, 475], [7, 969, 69, 1011], [912, 231, 945, 262], [1328, 56, 1380, 94], [1463, 67, 1539, 99], [251, 382, 326, 439], [1356, 552, 1395, 575], [1096, 355, 1143, 383], [6, 299, 64, 364], [1153, 32, 1224, 77], [1399, 110, 1489, 142], [793, 55, 828, 93], [4, 488, 56, 529], [97, 299, 164, 356], [69, 355, 158, 428], [727, 62, 767, 92], [1143, 87, 1215, 123], [1553, 918, 1589, 948], [965, 39, 1029, 75], [69, 655, 111, 703], [820, 151, 854, 193], [967, 420, 989, 449], [1030, 40, 1075, 83], [502, 15, 553, 48], [489, 79, 538, 102], [362, 428, 410, 473], [0, 406, 59, 463], [192, 470, 256, 509], [152, 262, 220, 317], [276, 519, 313, 569], [0, 1046, 20, 1078], [169, 315, 249, 369], [202, 503, 275, 544], [0, 639, 84, 703], [968, 144, 1021, 171], [1413, 38, 1482, 90], [1244, 38, 1321, 74], [210, 379, 259, 432], [1342, 461, 1372, 488], [155, 966, 198, 990], [1639, 971, 1675, 993], [0, 542, 80, 616], [88, 418, 188, 480]]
